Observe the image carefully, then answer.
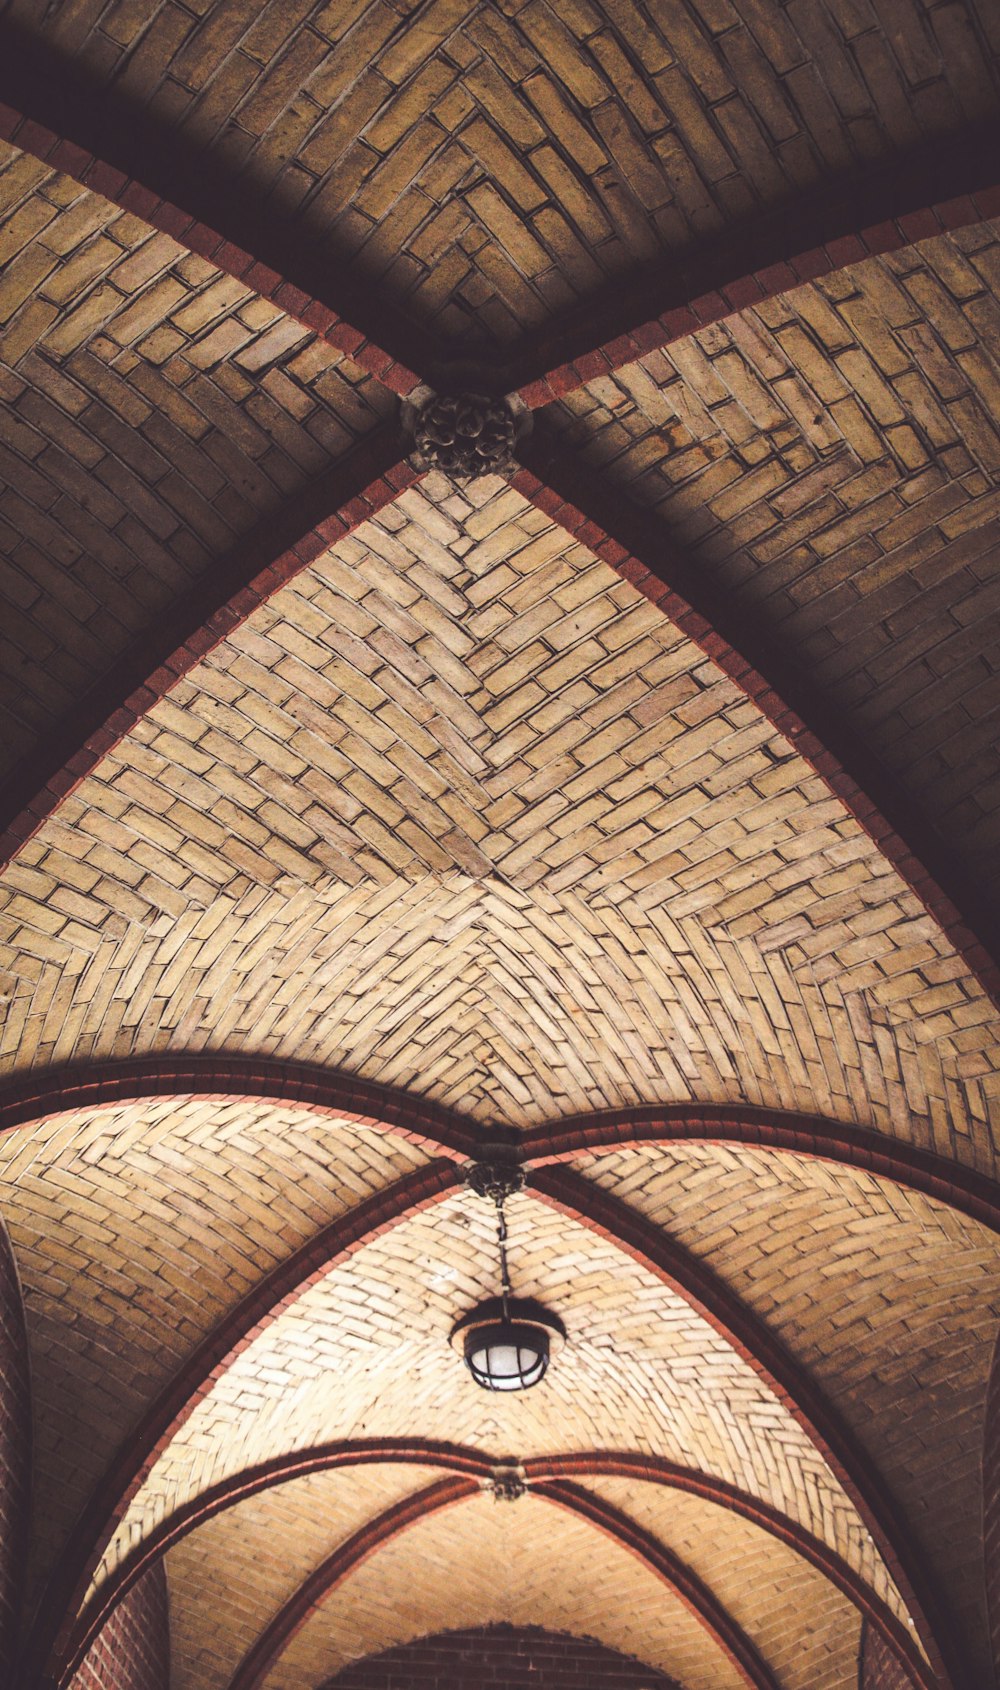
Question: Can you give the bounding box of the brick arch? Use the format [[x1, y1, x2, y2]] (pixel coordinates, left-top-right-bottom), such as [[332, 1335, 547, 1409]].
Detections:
[[0, 1207, 29, 1684], [530, 1164, 963, 1690], [64, 1440, 925, 1690], [225, 1479, 778, 1690], [0, 1056, 476, 1161], [318, 1622, 681, 1690]]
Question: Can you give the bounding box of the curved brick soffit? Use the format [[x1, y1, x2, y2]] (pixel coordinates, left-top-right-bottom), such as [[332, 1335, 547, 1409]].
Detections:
[[9, 1067, 987, 1689], [222, 1477, 779, 1690], [0, 1205, 30, 1684], [983, 1325, 1000, 1690], [66, 1443, 929, 1690], [0, 80, 998, 1009]]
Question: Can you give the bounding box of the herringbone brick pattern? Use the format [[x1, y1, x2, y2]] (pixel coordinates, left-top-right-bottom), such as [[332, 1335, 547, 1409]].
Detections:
[[0, 140, 392, 776], [166, 1464, 443, 1690], [100, 1191, 903, 1630], [583, 1142, 1000, 1681], [264, 1490, 747, 1690], [8, 1, 998, 343], [1, 480, 997, 1157], [0, 1098, 427, 1604], [587, 1475, 861, 1690], [547, 221, 1000, 880]]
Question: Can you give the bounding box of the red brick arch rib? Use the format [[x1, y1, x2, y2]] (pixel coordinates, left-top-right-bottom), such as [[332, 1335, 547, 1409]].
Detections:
[[222, 1478, 779, 1690], [510, 440, 1000, 1016], [530, 1165, 964, 1690], [24, 1162, 461, 1690], [521, 1104, 1000, 1238], [0, 434, 419, 874], [0, 21, 424, 395], [65, 1440, 927, 1690], [509, 129, 1000, 406], [0, 1211, 30, 1688], [0, 1055, 477, 1161]]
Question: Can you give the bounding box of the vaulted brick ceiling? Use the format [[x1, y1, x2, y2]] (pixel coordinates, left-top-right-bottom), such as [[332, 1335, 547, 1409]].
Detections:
[[0, 6, 998, 1690]]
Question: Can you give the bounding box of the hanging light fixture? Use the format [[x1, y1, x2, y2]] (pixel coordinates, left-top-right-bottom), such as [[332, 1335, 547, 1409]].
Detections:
[[450, 1161, 565, 1392]]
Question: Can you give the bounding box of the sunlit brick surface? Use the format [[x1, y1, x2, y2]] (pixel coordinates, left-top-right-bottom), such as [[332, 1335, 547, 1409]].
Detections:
[[2, 479, 997, 1161]]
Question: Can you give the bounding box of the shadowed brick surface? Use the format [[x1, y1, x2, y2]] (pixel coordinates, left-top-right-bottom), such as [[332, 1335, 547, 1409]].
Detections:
[[71, 1564, 169, 1690], [320, 1623, 679, 1690], [4, 0, 998, 348], [859, 1620, 920, 1690]]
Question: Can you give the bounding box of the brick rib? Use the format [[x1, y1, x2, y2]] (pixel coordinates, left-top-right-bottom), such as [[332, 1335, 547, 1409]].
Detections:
[[226, 1478, 479, 1690], [511, 439, 1000, 1015], [26, 1162, 460, 1690], [527, 1456, 931, 1690], [0, 1055, 477, 1161], [0, 429, 417, 873], [530, 1165, 965, 1690], [510, 128, 1000, 405], [0, 22, 424, 396], [540, 1480, 778, 1690], [521, 1104, 1000, 1238], [982, 1327, 1000, 1690]]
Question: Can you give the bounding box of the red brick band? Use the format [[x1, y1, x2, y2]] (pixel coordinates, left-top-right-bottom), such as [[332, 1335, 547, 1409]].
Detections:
[[0, 1056, 477, 1162], [983, 1328, 1000, 1687], [227, 1478, 480, 1690], [0, 23, 423, 397], [531, 1165, 964, 1690], [512, 129, 1000, 406], [0, 436, 419, 875], [522, 1104, 1000, 1239], [541, 1480, 778, 1690], [30, 1163, 461, 1690], [511, 446, 1000, 1017]]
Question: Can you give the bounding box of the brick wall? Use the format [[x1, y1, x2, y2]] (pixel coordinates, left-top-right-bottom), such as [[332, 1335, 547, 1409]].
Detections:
[[985, 1328, 1000, 1688], [70, 1565, 170, 1690], [321, 1623, 680, 1690], [857, 1621, 918, 1690], [0, 1212, 29, 1681]]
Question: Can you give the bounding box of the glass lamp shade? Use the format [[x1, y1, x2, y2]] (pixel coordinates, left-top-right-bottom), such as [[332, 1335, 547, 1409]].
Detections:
[[451, 1298, 565, 1393], [464, 1320, 549, 1391]]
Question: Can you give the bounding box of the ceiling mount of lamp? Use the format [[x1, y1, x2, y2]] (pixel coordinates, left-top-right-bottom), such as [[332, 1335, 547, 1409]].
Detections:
[[452, 1159, 565, 1392]]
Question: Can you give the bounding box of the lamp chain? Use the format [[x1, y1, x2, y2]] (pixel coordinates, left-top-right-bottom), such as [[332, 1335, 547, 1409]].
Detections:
[[496, 1194, 512, 1321]]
